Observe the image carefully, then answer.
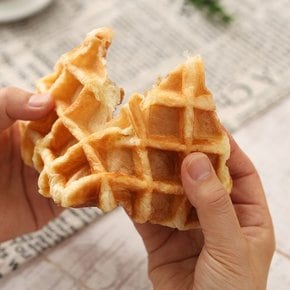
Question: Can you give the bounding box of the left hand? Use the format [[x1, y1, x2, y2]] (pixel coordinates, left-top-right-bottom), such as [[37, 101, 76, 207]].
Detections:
[[0, 87, 63, 242]]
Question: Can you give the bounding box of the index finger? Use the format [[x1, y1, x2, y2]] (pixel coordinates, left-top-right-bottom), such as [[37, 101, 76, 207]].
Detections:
[[227, 133, 267, 207]]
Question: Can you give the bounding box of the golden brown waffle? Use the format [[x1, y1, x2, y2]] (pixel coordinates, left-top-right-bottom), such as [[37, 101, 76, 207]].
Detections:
[[20, 29, 232, 230], [20, 27, 123, 168]]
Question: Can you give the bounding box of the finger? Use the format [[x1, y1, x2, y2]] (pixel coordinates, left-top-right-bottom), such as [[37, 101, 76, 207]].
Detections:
[[181, 153, 243, 248], [227, 133, 257, 180], [22, 166, 64, 229], [226, 134, 273, 229], [0, 87, 54, 131], [227, 134, 268, 207], [134, 222, 175, 253]]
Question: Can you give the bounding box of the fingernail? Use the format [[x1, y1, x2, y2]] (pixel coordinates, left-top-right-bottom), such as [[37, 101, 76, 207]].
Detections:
[[187, 154, 212, 181], [28, 94, 51, 107]]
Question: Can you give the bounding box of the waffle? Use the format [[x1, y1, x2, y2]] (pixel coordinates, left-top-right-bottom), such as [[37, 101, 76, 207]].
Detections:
[[20, 27, 123, 168], [20, 30, 232, 230]]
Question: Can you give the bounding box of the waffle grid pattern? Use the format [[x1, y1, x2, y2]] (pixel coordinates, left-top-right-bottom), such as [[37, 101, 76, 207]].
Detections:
[[20, 28, 231, 230], [36, 57, 231, 230], [20, 28, 121, 169]]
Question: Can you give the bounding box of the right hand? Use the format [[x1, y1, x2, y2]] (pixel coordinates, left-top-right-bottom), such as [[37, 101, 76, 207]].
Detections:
[[135, 135, 275, 290]]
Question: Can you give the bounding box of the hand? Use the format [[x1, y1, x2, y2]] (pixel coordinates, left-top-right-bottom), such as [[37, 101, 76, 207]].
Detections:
[[135, 136, 275, 290], [0, 87, 63, 242]]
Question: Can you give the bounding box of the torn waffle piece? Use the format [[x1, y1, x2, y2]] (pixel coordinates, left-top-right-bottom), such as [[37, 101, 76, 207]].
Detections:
[[20, 28, 232, 230]]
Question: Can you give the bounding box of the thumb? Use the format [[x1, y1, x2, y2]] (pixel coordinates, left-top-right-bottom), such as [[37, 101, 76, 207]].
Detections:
[[0, 87, 54, 131], [181, 153, 242, 249]]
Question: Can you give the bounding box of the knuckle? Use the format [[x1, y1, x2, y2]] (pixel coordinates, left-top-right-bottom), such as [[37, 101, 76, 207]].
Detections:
[[207, 188, 229, 210], [269, 238, 276, 256], [266, 229, 276, 256]]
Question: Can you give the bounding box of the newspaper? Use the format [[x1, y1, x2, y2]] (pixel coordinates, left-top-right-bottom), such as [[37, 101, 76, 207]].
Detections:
[[0, 0, 289, 278]]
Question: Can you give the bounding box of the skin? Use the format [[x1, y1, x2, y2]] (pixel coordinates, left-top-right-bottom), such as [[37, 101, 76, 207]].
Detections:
[[0, 87, 63, 242], [0, 87, 275, 289], [135, 137, 275, 290]]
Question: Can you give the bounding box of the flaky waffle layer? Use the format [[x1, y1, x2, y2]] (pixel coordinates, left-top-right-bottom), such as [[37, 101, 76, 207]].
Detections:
[[20, 27, 123, 169], [20, 29, 231, 230]]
